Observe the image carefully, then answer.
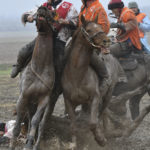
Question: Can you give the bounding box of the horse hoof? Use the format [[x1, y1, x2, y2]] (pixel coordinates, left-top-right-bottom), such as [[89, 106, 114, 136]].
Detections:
[[95, 136, 107, 147], [23, 148, 32, 150], [9, 138, 17, 150], [23, 145, 33, 150], [33, 145, 40, 150], [68, 142, 77, 150]]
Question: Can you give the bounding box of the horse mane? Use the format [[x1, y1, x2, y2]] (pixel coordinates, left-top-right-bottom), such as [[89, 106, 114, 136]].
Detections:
[[63, 27, 81, 66], [71, 27, 81, 47]]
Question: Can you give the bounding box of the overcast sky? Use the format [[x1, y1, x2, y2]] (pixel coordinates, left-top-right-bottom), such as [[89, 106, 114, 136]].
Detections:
[[0, 0, 149, 18]]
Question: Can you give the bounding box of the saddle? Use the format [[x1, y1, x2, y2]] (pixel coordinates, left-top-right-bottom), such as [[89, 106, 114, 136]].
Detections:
[[119, 52, 150, 71], [119, 57, 138, 71]]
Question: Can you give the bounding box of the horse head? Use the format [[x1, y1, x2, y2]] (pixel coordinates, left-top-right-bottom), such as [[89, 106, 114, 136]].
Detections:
[[80, 15, 111, 49], [36, 6, 55, 33]]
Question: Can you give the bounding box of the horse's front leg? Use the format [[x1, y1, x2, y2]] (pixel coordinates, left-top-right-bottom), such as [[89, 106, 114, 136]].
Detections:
[[99, 86, 114, 117], [64, 97, 77, 150], [90, 93, 106, 147], [24, 95, 49, 150], [34, 82, 62, 150], [10, 94, 28, 150], [33, 101, 51, 150]]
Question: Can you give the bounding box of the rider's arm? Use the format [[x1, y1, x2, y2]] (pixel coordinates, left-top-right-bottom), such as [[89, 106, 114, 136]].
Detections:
[[61, 5, 78, 29], [124, 19, 137, 32], [122, 11, 137, 33], [22, 8, 38, 24], [139, 16, 150, 32]]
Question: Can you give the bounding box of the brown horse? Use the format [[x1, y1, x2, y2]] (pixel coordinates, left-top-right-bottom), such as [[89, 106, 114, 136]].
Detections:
[[10, 6, 55, 150], [61, 16, 123, 149]]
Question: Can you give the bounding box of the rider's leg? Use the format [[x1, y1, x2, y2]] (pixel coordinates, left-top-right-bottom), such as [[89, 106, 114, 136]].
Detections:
[[109, 41, 131, 58], [53, 38, 66, 74], [91, 51, 111, 92], [11, 39, 36, 78], [109, 41, 130, 82]]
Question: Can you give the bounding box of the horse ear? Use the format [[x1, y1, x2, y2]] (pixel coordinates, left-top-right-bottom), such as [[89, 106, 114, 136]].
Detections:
[[94, 15, 98, 23], [81, 15, 86, 25]]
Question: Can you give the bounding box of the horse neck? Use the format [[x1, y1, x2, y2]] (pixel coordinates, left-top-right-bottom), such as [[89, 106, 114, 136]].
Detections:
[[67, 31, 92, 81], [32, 31, 53, 73]]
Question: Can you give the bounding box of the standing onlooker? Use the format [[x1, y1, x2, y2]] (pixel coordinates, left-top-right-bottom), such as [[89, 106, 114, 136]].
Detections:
[[128, 1, 150, 53]]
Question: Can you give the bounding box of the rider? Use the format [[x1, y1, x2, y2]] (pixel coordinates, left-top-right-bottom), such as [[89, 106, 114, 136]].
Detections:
[[128, 1, 150, 53], [79, 0, 126, 90], [11, 0, 78, 78], [79, 0, 111, 90], [108, 0, 142, 58]]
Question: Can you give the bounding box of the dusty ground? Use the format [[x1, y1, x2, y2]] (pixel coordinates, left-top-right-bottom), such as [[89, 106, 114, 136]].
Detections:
[[0, 32, 150, 150]]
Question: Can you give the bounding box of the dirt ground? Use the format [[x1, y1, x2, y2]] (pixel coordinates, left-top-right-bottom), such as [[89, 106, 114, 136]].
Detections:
[[0, 32, 150, 150]]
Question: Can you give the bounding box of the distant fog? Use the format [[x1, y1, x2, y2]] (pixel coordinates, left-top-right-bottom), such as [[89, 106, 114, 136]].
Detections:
[[0, 6, 150, 32]]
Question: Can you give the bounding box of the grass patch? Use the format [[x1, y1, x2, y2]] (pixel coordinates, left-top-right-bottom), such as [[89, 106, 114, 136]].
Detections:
[[0, 64, 12, 76]]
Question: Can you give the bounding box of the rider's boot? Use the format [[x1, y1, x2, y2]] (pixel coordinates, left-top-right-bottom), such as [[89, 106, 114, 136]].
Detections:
[[91, 52, 111, 93], [109, 42, 128, 83], [11, 39, 36, 78]]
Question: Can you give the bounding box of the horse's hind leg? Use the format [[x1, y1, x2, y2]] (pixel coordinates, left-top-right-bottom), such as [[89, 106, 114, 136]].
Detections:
[[24, 95, 49, 150], [10, 95, 28, 150], [90, 94, 106, 147], [129, 92, 145, 120]]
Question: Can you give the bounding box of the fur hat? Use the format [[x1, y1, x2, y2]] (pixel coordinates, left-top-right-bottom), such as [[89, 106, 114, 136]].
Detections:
[[108, 0, 124, 10], [128, 2, 138, 9]]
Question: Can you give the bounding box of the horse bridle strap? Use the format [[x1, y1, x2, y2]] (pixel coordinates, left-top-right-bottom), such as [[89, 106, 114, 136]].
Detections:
[[31, 62, 55, 91], [81, 26, 102, 49]]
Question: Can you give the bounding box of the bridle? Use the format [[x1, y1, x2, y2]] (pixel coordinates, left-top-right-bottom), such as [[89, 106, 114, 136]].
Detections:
[[35, 7, 56, 32], [81, 26, 104, 49]]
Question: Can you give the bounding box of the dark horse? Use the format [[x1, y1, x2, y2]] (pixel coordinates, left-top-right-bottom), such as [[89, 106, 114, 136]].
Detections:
[[10, 6, 55, 150], [61, 16, 124, 149], [111, 53, 150, 120]]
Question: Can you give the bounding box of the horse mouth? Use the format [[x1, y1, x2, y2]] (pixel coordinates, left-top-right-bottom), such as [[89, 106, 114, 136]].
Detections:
[[101, 47, 110, 53], [38, 16, 46, 21]]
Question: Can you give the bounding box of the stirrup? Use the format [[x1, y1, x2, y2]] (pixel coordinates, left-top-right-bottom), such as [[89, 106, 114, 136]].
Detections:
[[118, 76, 128, 83]]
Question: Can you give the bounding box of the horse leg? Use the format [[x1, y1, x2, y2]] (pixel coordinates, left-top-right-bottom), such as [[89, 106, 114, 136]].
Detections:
[[34, 86, 62, 150], [10, 95, 28, 150], [99, 86, 114, 117], [24, 95, 49, 150], [64, 98, 77, 150], [90, 94, 106, 147], [129, 92, 145, 120], [147, 83, 150, 95], [123, 104, 150, 137]]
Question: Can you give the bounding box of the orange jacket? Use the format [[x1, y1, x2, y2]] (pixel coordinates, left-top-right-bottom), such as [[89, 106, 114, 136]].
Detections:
[[136, 13, 146, 38], [117, 7, 141, 50], [79, 0, 110, 34]]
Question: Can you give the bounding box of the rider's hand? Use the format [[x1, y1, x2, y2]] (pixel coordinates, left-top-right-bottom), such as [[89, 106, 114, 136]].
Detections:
[[110, 23, 118, 28], [27, 15, 34, 23], [58, 18, 69, 25], [110, 22, 126, 32]]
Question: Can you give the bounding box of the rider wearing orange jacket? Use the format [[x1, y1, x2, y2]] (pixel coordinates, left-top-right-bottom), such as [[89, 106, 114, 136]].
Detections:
[[78, 0, 119, 92], [108, 0, 141, 58], [79, 0, 110, 34]]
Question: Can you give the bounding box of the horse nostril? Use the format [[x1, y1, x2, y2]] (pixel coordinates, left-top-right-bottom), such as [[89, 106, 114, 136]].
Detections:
[[103, 40, 107, 45]]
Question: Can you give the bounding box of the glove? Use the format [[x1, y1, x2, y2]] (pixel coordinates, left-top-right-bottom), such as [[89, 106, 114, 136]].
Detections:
[[21, 13, 30, 25], [110, 22, 126, 32], [110, 22, 119, 28]]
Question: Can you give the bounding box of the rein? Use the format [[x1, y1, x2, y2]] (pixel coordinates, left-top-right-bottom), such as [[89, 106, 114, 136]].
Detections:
[[35, 15, 55, 32], [31, 62, 55, 91], [81, 26, 102, 49]]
